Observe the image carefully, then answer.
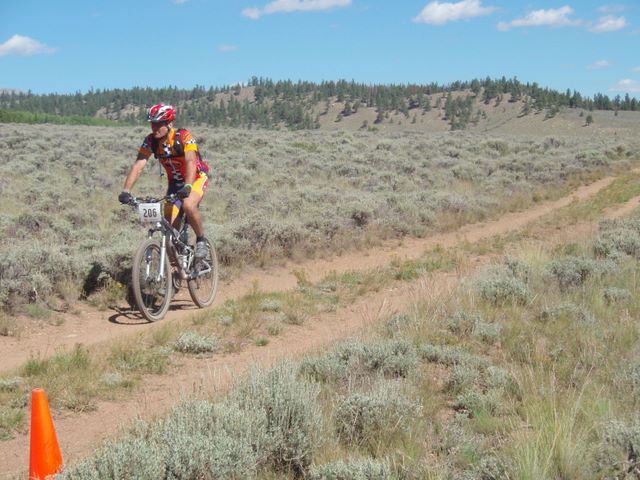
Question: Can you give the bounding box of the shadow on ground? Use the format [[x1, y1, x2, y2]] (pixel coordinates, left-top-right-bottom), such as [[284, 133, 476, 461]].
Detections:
[[108, 300, 197, 325]]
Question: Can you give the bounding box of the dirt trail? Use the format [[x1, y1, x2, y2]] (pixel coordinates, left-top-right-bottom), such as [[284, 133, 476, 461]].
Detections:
[[0, 175, 622, 373], [2, 177, 639, 478]]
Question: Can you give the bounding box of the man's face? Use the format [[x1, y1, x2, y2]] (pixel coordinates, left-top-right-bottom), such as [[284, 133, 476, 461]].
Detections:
[[150, 121, 170, 139]]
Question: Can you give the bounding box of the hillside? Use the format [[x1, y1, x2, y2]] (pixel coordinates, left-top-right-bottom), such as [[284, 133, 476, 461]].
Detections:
[[315, 93, 639, 137], [1, 77, 638, 132]]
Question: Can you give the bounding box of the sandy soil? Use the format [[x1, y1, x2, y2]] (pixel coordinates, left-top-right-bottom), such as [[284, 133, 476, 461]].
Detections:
[[1, 174, 638, 478]]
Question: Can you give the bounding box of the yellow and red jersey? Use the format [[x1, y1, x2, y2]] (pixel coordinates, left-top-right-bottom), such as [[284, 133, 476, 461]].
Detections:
[[138, 128, 209, 184]]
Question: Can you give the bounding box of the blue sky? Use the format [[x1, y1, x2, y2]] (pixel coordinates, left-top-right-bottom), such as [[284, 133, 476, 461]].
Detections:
[[0, 0, 637, 97]]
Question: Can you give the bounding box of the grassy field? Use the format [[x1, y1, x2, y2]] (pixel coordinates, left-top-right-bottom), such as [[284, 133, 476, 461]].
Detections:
[[0, 122, 638, 316], [47, 207, 640, 479], [1, 116, 640, 477]]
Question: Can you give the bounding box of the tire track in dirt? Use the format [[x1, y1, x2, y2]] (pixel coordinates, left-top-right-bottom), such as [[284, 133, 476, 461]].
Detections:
[[2, 179, 639, 478]]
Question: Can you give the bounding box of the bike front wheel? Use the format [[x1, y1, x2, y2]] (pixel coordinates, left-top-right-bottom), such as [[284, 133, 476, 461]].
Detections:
[[187, 239, 219, 308], [132, 238, 173, 321]]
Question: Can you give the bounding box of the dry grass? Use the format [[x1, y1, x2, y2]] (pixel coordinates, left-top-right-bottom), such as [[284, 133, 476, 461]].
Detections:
[[1, 123, 638, 313], [10, 180, 640, 478]]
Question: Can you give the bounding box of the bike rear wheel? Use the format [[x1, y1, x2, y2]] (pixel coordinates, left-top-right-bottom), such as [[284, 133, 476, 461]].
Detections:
[[187, 238, 219, 308], [132, 238, 173, 321]]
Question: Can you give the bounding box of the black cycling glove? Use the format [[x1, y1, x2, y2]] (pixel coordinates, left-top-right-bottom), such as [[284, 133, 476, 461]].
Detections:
[[118, 191, 132, 204], [177, 184, 192, 199]]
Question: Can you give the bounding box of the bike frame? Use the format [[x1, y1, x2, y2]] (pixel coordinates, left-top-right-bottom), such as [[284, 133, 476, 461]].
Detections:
[[147, 217, 185, 281], [136, 195, 211, 282]]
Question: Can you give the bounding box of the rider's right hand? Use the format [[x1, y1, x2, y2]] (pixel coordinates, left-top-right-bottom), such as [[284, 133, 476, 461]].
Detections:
[[118, 191, 132, 204]]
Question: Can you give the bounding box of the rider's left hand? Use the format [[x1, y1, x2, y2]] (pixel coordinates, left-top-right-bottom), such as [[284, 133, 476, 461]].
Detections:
[[177, 184, 192, 199]]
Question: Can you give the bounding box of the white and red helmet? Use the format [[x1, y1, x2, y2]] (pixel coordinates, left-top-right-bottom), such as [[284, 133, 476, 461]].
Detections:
[[147, 104, 176, 123]]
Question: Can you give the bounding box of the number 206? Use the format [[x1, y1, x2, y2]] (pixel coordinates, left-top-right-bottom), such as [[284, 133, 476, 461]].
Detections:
[[143, 208, 158, 218]]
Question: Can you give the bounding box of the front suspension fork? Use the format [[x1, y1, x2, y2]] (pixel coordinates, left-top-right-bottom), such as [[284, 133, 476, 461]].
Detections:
[[157, 235, 167, 282], [145, 233, 168, 283]]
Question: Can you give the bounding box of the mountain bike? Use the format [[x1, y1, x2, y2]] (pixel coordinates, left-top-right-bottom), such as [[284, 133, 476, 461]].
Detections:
[[127, 194, 218, 321]]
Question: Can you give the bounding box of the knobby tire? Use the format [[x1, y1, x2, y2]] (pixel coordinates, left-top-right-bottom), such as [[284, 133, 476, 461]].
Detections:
[[187, 238, 219, 308], [132, 238, 173, 322]]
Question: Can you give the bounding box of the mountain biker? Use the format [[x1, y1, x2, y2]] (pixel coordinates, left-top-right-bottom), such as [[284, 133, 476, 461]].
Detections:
[[118, 104, 210, 258]]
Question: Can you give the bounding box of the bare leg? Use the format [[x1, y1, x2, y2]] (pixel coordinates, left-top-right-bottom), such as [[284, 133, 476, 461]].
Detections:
[[182, 191, 205, 238]]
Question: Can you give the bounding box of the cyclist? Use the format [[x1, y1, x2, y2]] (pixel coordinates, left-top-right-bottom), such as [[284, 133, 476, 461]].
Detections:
[[119, 104, 210, 258]]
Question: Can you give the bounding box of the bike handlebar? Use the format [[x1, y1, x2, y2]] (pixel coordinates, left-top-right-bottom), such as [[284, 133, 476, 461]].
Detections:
[[127, 194, 180, 207]]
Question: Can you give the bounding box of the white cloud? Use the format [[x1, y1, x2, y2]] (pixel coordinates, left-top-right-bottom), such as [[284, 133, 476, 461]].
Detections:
[[0, 34, 55, 56], [497, 6, 581, 31], [218, 44, 239, 52], [175, 0, 189, 4], [610, 79, 640, 93], [242, 0, 351, 20], [587, 59, 611, 69], [242, 8, 262, 19], [598, 4, 626, 14], [589, 15, 627, 33], [632, 66, 640, 72], [413, 0, 495, 25]]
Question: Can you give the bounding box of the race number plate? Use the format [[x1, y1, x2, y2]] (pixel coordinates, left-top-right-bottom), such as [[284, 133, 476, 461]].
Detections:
[[138, 203, 162, 224]]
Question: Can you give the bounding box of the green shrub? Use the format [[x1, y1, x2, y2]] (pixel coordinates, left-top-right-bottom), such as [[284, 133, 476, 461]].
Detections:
[[446, 364, 483, 395], [603, 287, 631, 305], [0, 311, 17, 336], [447, 311, 481, 336], [431, 420, 489, 474], [594, 226, 640, 259], [383, 313, 411, 337], [0, 376, 23, 392], [0, 406, 24, 440], [503, 255, 531, 282], [444, 361, 514, 418], [454, 389, 500, 417], [364, 339, 419, 378], [260, 298, 282, 312], [299, 341, 363, 383], [57, 434, 165, 480], [447, 311, 502, 345], [26, 302, 52, 319], [485, 366, 514, 390], [618, 360, 640, 398], [155, 402, 260, 479], [161, 431, 257, 480], [308, 458, 393, 480], [266, 321, 283, 336], [100, 372, 128, 389], [0, 243, 78, 310], [419, 344, 488, 368], [333, 380, 421, 450], [173, 331, 219, 354], [536, 302, 579, 322], [300, 339, 419, 383], [592, 416, 640, 478], [103, 401, 262, 479], [230, 362, 322, 476], [472, 265, 531, 305], [546, 256, 616, 291], [473, 321, 502, 345], [475, 455, 507, 480]]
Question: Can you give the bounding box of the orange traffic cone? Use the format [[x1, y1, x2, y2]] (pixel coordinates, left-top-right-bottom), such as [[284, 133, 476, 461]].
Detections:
[[29, 388, 63, 480]]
